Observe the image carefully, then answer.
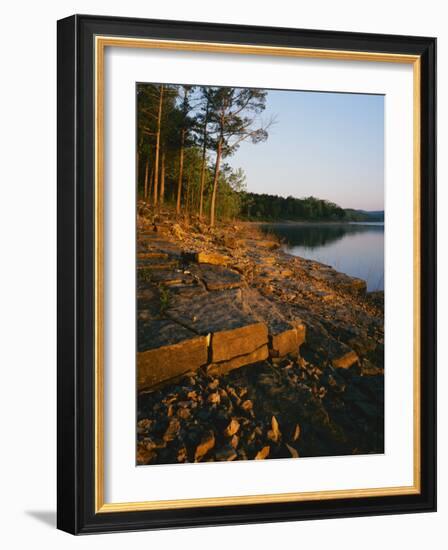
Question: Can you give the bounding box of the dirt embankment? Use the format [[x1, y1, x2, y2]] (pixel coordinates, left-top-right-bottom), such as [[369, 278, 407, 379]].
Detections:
[[136, 204, 384, 465]]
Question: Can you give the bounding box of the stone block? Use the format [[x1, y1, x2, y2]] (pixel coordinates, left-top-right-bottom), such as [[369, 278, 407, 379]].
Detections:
[[211, 323, 268, 363], [137, 319, 208, 389], [206, 344, 269, 376]]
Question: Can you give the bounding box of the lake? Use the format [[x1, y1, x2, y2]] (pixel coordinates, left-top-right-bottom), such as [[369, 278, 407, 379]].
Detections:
[[260, 222, 384, 292]]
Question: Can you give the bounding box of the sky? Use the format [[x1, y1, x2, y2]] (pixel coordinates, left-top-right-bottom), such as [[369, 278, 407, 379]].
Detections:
[[227, 89, 384, 211]]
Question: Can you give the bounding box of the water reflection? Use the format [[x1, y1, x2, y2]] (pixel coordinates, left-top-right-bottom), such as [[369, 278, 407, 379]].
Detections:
[[260, 222, 384, 291]]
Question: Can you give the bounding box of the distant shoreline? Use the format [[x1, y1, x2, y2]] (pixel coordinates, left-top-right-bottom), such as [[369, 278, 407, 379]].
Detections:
[[242, 220, 385, 226]]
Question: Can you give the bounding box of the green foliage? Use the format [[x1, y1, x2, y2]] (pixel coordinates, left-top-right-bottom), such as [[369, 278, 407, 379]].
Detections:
[[241, 193, 346, 222], [137, 83, 269, 224], [215, 166, 247, 220], [344, 209, 384, 222], [138, 268, 153, 283], [159, 286, 171, 315]]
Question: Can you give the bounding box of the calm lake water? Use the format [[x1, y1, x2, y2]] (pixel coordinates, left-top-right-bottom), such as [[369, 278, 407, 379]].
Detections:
[[260, 222, 384, 292]]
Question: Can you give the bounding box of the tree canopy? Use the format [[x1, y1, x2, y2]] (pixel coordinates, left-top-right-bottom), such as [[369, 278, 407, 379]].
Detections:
[[137, 83, 377, 224]]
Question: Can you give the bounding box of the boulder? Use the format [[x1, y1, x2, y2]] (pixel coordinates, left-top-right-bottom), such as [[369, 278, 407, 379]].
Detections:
[[137, 319, 208, 390]]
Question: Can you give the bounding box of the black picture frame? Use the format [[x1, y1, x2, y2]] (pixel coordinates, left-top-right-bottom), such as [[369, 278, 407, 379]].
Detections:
[[57, 14, 436, 534]]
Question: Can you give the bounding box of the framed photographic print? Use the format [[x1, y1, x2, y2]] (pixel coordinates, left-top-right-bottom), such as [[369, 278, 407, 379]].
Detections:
[[57, 14, 436, 534]]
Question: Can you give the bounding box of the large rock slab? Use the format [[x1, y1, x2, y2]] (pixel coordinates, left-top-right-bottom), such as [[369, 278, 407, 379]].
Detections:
[[166, 289, 251, 334], [138, 238, 183, 258], [192, 264, 243, 291], [210, 323, 268, 363], [138, 258, 178, 270], [137, 285, 165, 320], [305, 263, 367, 296], [240, 288, 306, 357], [137, 251, 169, 260], [291, 320, 306, 347], [145, 270, 192, 285], [184, 250, 230, 266], [269, 326, 300, 357], [166, 289, 269, 363], [137, 319, 208, 390], [206, 344, 269, 376], [304, 316, 358, 367]]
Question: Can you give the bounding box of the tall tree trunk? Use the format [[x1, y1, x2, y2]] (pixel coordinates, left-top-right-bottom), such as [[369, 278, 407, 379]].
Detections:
[[198, 143, 207, 219], [176, 129, 185, 215], [186, 172, 191, 214], [153, 84, 164, 208], [159, 152, 165, 205], [147, 166, 154, 205], [198, 98, 210, 219], [209, 137, 223, 227], [143, 158, 149, 199]]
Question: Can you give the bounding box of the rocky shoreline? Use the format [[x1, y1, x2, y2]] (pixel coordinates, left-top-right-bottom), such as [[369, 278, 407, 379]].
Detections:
[[136, 203, 384, 465]]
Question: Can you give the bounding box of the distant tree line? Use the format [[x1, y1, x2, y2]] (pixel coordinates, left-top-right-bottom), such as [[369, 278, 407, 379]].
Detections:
[[137, 83, 271, 226], [240, 193, 346, 221], [239, 193, 384, 222]]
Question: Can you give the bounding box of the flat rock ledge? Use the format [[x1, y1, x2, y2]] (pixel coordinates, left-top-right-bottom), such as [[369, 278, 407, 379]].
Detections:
[[137, 233, 307, 390]]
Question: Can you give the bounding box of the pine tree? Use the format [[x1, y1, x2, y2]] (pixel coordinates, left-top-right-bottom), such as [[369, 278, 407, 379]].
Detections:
[[206, 87, 270, 227]]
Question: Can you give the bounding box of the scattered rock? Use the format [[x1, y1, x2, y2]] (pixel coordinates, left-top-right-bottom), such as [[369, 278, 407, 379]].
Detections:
[[207, 392, 221, 405], [291, 423, 301, 442], [255, 446, 270, 460], [230, 435, 239, 449], [332, 350, 359, 369], [163, 418, 180, 442], [177, 446, 188, 463], [171, 223, 184, 239], [285, 443, 299, 458], [136, 444, 156, 465], [215, 446, 238, 461], [224, 419, 240, 437], [267, 416, 281, 443], [194, 431, 215, 462]]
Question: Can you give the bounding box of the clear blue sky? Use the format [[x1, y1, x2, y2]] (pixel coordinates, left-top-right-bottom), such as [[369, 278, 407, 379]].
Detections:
[[228, 89, 384, 211]]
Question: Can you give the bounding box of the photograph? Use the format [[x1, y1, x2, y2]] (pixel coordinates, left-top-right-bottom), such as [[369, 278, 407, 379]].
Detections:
[[135, 82, 385, 465], [54, 11, 436, 535]]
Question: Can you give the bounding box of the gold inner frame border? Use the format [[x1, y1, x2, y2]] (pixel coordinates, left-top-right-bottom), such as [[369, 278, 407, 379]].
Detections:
[[94, 35, 421, 513]]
